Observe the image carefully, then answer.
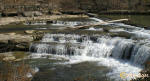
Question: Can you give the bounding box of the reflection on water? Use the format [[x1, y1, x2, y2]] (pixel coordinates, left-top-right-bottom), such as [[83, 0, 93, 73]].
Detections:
[[28, 58, 110, 81]]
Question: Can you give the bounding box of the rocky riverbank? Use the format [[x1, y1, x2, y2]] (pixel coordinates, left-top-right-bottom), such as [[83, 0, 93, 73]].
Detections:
[[0, 14, 88, 26], [0, 30, 47, 52], [0, 14, 88, 52], [0, 33, 33, 52]]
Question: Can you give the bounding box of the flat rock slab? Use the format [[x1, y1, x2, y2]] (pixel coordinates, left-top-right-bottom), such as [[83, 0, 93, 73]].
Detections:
[[0, 33, 33, 43], [0, 33, 33, 52]]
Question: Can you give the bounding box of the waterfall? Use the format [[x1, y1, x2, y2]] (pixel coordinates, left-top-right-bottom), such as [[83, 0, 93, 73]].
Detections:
[[29, 17, 150, 80], [111, 39, 134, 59], [30, 34, 150, 66], [130, 45, 150, 65]]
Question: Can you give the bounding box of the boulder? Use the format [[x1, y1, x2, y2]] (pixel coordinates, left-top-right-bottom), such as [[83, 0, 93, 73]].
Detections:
[[24, 30, 35, 34]]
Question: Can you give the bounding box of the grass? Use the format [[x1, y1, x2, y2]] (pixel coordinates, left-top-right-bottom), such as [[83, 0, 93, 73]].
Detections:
[[13, 51, 29, 59], [0, 61, 32, 81]]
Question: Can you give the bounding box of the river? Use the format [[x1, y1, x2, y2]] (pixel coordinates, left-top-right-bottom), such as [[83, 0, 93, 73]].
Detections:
[[0, 15, 150, 81]]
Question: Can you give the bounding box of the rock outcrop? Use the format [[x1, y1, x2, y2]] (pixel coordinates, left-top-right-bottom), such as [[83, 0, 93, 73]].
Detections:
[[0, 52, 16, 61], [0, 33, 33, 52]]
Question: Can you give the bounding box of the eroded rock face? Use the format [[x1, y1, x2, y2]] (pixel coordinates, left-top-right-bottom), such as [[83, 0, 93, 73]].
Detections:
[[0, 33, 33, 52]]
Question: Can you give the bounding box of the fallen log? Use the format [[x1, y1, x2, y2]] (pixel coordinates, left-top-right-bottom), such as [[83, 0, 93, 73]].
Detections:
[[106, 19, 128, 23], [61, 19, 128, 30]]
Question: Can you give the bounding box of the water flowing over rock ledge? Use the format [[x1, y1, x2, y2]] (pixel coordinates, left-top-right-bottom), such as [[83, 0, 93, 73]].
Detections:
[[29, 33, 150, 81], [30, 34, 150, 66], [0, 17, 150, 81]]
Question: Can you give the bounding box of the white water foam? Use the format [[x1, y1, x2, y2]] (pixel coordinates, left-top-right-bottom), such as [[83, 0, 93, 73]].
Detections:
[[30, 53, 142, 81], [87, 27, 103, 31], [112, 23, 150, 39], [51, 20, 94, 27], [29, 17, 150, 80], [109, 28, 126, 32], [88, 17, 150, 39], [89, 18, 104, 22], [51, 17, 107, 27], [30, 36, 146, 81], [51, 21, 79, 26]]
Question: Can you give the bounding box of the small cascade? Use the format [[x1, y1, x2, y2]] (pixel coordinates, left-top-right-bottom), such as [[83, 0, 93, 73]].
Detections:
[[41, 34, 81, 43], [30, 43, 83, 55], [111, 39, 134, 59], [110, 22, 150, 39], [30, 34, 150, 66], [24, 21, 47, 25], [52, 20, 94, 26], [130, 45, 150, 65], [52, 21, 80, 26], [111, 39, 150, 65], [51, 18, 102, 26]]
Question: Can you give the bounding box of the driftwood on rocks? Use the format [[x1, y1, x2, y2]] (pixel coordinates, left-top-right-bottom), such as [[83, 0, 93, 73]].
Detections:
[[62, 19, 128, 30]]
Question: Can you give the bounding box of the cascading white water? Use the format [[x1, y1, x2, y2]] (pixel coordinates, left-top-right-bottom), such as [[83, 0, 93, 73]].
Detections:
[[51, 17, 104, 27], [130, 45, 150, 65], [30, 34, 150, 65], [111, 39, 134, 59], [52, 21, 80, 26], [30, 34, 150, 80], [29, 17, 150, 81], [110, 22, 150, 39], [89, 18, 150, 39]]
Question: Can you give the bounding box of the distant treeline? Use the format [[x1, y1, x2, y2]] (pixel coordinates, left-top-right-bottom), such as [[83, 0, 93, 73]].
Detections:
[[0, 0, 150, 13]]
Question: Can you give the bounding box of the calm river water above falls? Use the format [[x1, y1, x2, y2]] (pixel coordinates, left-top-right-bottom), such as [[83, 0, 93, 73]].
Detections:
[[1, 15, 150, 81]]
